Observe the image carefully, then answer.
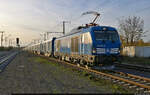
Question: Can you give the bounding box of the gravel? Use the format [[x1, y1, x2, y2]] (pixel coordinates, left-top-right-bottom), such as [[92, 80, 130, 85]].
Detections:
[[0, 51, 9, 57], [0, 51, 111, 94]]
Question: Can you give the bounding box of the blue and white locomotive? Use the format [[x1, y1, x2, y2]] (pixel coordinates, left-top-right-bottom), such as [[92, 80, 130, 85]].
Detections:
[[25, 11, 121, 69], [53, 23, 121, 68]]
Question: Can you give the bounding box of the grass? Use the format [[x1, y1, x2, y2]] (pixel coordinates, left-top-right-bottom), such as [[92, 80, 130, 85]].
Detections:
[[31, 56, 134, 94], [0, 46, 13, 51], [122, 56, 150, 66], [52, 88, 62, 93], [77, 70, 132, 93], [33, 57, 59, 66], [34, 57, 49, 63]]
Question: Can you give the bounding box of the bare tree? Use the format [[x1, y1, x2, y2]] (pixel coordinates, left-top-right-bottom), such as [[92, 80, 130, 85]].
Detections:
[[118, 16, 147, 44]]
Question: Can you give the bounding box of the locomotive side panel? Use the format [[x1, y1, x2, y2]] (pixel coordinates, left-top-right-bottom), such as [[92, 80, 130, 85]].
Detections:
[[44, 41, 51, 56], [80, 32, 92, 55], [60, 37, 71, 55], [71, 36, 79, 54], [54, 31, 95, 64]]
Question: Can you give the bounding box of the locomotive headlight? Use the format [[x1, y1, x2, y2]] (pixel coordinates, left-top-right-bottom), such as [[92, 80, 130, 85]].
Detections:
[[118, 48, 121, 53], [118, 50, 120, 53], [102, 27, 107, 31]]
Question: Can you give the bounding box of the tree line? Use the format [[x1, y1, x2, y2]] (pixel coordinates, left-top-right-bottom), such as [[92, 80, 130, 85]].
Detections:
[[118, 16, 149, 47]]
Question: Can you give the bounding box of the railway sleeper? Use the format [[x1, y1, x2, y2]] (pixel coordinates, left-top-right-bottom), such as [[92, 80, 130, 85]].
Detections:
[[130, 77, 136, 80], [104, 77, 112, 80], [132, 79, 142, 83], [124, 76, 131, 79], [101, 76, 108, 79], [136, 91, 145, 94], [146, 83, 150, 85], [144, 90, 150, 93], [112, 80, 120, 83], [136, 87, 144, 91], [119, 81, 125, 84], [123, 83, 131, 86], [129, 85, 137, 89], [97, 75, 105, 79], [134, 79, 142, 81]]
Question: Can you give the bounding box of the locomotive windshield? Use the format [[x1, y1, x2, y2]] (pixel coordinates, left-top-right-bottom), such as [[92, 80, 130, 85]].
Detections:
[[94, 31, 119, 42]]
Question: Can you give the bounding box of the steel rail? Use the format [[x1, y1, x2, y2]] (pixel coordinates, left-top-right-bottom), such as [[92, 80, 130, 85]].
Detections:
[[0, 52, 16, 64], [50, 57, 150, 90], [116, 63, 150, 72], [118, 72, 150, 82], [37, 54, 150, 91], [0, 55, 7, 61]]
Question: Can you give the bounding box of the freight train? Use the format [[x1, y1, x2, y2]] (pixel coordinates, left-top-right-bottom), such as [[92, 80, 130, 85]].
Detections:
[[25, 23, 121, 69]]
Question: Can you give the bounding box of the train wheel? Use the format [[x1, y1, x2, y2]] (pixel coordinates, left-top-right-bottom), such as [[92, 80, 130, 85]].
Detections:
[[80, 60, 83, 65], [58, 56, 60, 60], [85, 62, 91, 69], [60, 56, 63, 60], [85, 65, 89, 69], [62, 56, 64, 61], [77, 63, 80, 67], [70, 58, 73, 63], [59, 56, 61, 60], [73, 59, 76, 63]]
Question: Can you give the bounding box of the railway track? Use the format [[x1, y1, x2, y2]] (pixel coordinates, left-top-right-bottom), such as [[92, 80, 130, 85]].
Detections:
[[104, 71, 150, 93], [37, 54, 150, 94], [69, 63, 150, 94], [0, 52, 18, 72], [115, 63, 150, 72]]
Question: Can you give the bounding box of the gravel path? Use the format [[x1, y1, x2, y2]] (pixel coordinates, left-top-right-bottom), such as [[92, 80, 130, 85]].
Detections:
[[0, 52, 111, 94]]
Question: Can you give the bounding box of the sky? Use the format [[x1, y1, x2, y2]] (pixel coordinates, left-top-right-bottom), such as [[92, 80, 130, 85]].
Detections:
[[0, 0, 150, 46]]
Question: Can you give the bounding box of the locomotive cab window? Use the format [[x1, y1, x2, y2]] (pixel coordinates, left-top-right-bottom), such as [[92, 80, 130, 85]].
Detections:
[[94, 31, 119, 42]]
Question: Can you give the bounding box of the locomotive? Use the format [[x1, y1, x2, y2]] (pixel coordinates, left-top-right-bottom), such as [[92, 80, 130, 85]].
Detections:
[[25, 23, 121, 69], [54, 23, 121, 68], [25, 11, 121, 69]]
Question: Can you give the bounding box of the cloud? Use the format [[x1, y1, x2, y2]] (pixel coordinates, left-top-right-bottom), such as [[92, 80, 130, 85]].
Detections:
[[0, 0, 150, 45]]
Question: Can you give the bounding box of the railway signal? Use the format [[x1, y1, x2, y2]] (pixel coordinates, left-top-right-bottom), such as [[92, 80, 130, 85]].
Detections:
[[16, 37, 19, 47], [0, 31, 4, 47]]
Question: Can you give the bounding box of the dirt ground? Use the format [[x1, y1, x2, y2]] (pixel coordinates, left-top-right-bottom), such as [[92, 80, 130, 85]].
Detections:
[[0, 51, 130, 94]]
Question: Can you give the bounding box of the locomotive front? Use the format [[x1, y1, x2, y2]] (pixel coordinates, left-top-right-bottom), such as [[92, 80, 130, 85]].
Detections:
[[90, 26, 121, 66]]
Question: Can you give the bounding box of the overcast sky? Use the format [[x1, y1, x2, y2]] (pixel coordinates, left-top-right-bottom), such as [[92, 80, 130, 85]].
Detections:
[[0, 0, 150, 46]]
